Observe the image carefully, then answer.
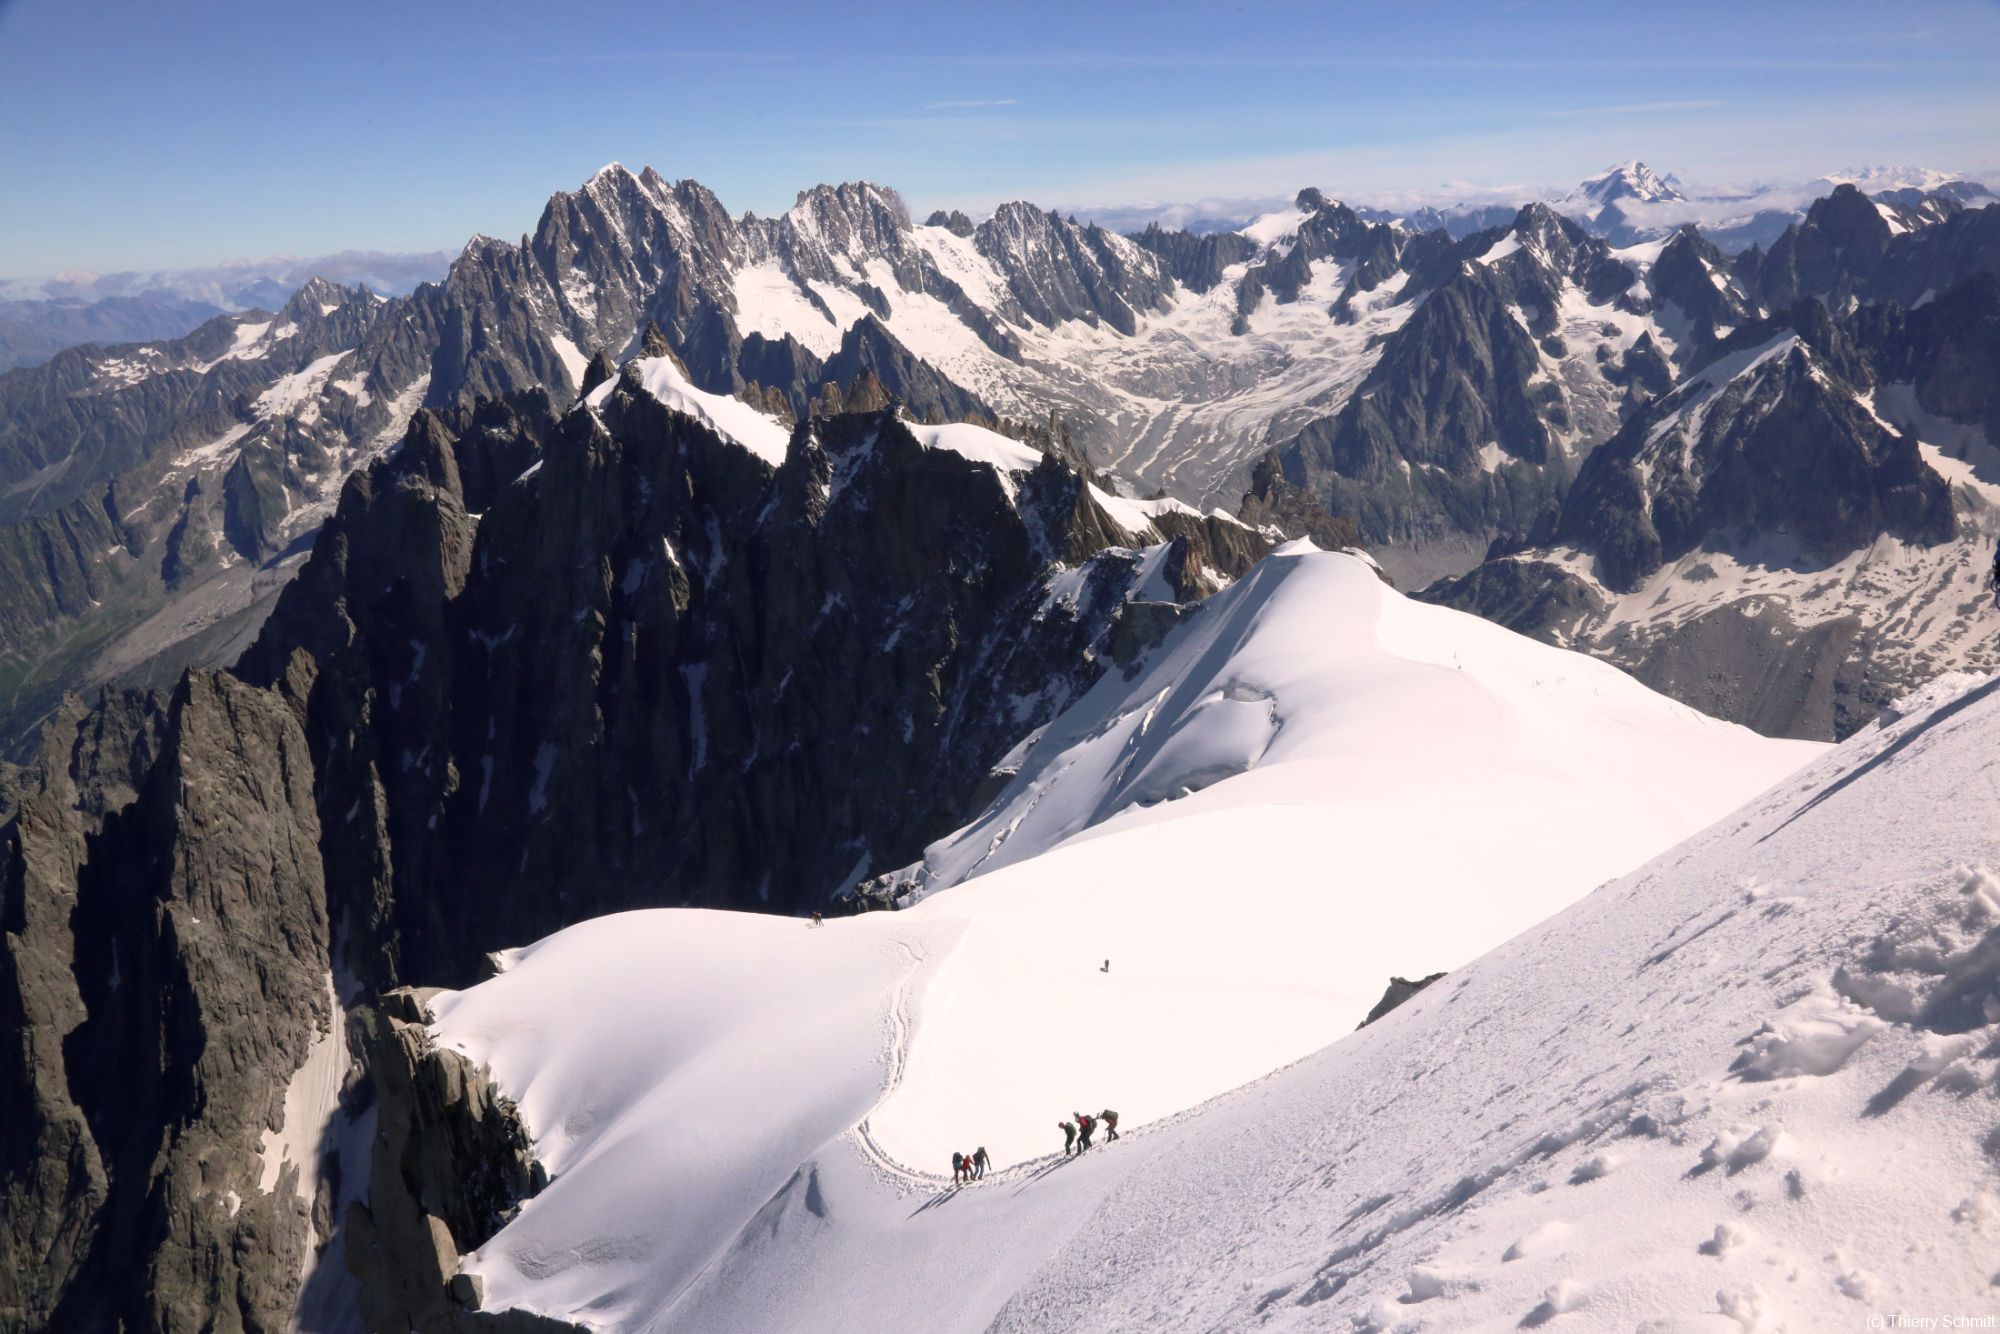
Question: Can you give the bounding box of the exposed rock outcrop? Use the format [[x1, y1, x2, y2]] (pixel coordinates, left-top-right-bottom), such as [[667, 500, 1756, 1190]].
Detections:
[[1359, 972, 1446, 1028], [1424, 277, 1989, 741], [344, 990, 557, 1334], [0, 670, 328, 1331], [237, 384, 1271, 989]]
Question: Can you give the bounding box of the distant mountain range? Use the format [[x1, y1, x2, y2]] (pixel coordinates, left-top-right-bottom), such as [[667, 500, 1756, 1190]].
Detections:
[[1077, 161, 1999, 251], [0, 250, 456, 373], [0, 160, 1992, 769], [7, 163, 1988, 377], [4, 248, 456, 307]]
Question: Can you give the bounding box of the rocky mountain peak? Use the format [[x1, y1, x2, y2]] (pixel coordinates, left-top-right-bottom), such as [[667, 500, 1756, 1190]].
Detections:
[[786, 181, 912, 238], [973, 203, 1169, 336], [1802, 182, 1895, 249], [583, 160, 639, 193], [924, 208, 977, 238], [767, 182, 917, 284], [275, 275, 367, 322], [1511, 201, 1580, 250]]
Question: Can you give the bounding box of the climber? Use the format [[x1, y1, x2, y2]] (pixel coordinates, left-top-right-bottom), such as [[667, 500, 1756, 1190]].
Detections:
[[1059, 1120, 1077, 1156], [1101, 959, 1110, 973], [974, 1146, 990, 1179], [1075, 1111, 1096, 1151], [951, 1150, 966, 1184], [1989, 538, 1999, 610], [1100, 1109, 1120, 1142]]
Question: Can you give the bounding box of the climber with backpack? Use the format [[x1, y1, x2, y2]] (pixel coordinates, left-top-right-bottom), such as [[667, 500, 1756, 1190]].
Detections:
[[951, 1150, 966, 1184], [1059, 1120, 1077, 1156], [1100, 1109, 1120, 1142], [1075, 1111, 1096, 1151], [973, 1146, 990, 1179]]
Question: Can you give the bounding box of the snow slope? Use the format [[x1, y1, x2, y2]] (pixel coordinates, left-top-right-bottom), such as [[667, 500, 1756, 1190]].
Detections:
[[448, 660, 1997, 1333], [584, 354, 793, 465], [428, 546, 1822, 1330], [990, 667, 2000, 1332]]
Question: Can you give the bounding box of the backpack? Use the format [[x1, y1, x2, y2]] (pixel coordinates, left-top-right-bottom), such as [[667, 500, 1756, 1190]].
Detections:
[[1079, 1115, 1094, 1132]]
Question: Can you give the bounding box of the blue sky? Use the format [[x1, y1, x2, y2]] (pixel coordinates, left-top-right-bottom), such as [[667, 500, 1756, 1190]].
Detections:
[[3, 0, 1997, 278]]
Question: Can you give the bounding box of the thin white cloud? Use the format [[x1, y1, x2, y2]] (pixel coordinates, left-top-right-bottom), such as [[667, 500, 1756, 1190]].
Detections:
[[1540, 99, 1725, 119], [924, 97, 1020, 110], [930, 89, 2000, 222]]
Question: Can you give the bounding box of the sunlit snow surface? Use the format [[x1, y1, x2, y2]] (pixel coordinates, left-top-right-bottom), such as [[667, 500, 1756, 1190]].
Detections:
[[584, 354, 792, 466], [428, 549, 1832, 1330]]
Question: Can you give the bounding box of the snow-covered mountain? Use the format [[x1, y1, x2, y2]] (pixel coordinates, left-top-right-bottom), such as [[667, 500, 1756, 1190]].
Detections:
[[1430, 248, 2000, 740], [1348, 161, 1996, 250], [408, 544, 1817, 1330], [1569, 160, 1687, 207], [0, 165, 1658, 746], [0, 160, 1992, 765]]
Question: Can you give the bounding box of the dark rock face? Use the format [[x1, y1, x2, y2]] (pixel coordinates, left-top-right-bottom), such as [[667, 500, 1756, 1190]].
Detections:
[[1129, 224, 1256, 294], [1755, 184, 1896, 310], [0, 173, 1069, 756], [345, 991, 550, 1334], [1358, 973, 1446, 1028], [1229, 193, 1407, 331], [1263, 191, 1993, 573], [1645, 228, 1755, 360], [1235, 451, 1365, 555], [1425, 276, 1982, 741], [974, 203, 1170, 336], [236, 387, 1269, 989], [1264, 203, 1674, 558], [1557, 337, 1952, 595], [1852, 271, 2000, 441], [1281, 271, 1570, 547], [925, 208, 976, 238], [819, 315, 993, 423], [0, 670, 328, 1331], [1745, 183, 2000, 311]]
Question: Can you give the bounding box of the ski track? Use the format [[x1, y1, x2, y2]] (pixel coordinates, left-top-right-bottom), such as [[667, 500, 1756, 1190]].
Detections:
[[851, 935, 931, 1189]]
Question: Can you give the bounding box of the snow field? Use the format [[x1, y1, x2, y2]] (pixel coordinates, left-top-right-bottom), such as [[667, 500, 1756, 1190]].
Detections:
[[429, 910, 958, 1326], [870, 549, 1817, 1173], [429, 547, 1828, 1330], [990, 672, 2000, 1332]]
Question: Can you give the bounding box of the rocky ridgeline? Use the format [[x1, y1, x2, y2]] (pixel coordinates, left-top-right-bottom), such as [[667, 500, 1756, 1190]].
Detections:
[[0, 369, 1280, 1327], [1275, 187, 2000, 566], [1427, 270, 2000, 739], [0, 168, 1992, 762]]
